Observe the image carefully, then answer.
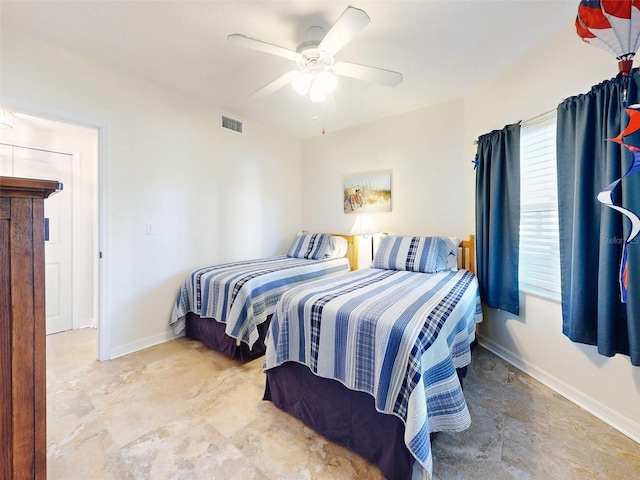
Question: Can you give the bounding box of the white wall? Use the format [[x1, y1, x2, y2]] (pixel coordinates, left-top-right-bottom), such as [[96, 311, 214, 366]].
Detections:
[[1, 29, 303, 359], [464, 22, 640, 441], [302, 98, 468, 240]]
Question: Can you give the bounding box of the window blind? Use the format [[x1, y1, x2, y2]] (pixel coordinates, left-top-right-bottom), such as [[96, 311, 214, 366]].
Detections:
[[519, 110, 561, 299]]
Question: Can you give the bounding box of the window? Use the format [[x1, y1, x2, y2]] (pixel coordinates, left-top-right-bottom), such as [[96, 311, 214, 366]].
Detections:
[[519, 111, 561, 300]]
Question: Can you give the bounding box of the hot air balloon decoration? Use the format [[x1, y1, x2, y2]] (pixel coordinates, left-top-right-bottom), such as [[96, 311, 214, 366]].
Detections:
[[576, 0, 640, 76], [576, 1, 640, 303]]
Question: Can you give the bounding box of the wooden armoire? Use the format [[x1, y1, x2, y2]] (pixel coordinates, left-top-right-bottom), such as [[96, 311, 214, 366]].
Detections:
[[1, 176, 61, 480]]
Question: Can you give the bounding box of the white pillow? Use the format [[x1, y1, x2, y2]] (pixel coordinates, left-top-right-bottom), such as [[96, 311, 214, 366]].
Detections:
[[327, 236, 348, 258], [444, 237, 461, 271]]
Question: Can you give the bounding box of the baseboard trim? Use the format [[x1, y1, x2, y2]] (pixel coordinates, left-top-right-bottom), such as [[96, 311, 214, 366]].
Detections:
[[108, 330, 181, 360], [476, 334, 640, 445], [74, 317, 95, 330]]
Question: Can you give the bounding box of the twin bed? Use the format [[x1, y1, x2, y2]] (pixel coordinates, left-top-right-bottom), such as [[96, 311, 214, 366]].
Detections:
[[170, 233, 481, 479], [263, 235, 480, 480], [169, 233, 357, 359]]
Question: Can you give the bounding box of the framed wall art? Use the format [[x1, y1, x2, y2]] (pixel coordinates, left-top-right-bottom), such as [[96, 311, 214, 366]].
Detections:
[[342, 170, 392, 214]]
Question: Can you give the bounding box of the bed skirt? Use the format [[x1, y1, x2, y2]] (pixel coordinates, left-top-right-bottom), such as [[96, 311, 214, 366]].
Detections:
[[185, 312, 270, 361], [263, 361, 469, 480]]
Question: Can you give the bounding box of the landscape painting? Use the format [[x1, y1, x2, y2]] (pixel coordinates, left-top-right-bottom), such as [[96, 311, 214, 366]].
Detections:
[[343, 170, 392, 214]]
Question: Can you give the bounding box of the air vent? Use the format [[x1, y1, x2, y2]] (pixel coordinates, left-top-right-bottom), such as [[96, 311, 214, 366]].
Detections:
[[221, 115, 243, 134]]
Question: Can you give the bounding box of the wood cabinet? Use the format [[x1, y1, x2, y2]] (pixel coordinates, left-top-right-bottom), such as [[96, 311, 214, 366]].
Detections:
[[1, 176, 61, 480]]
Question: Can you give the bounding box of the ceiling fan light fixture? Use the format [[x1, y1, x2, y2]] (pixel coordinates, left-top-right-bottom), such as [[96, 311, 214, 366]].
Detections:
[[317, 71, 337, 93], [309, 80, 326, 103], [291, 72, 312, 95], [231, 6, 403, 103]]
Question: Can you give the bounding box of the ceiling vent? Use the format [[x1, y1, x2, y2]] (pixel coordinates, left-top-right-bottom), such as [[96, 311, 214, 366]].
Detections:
[[221, 115, 243, 134]]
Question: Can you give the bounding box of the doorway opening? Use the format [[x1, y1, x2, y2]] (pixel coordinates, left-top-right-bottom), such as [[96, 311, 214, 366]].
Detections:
[[0, 110, 101, 357]]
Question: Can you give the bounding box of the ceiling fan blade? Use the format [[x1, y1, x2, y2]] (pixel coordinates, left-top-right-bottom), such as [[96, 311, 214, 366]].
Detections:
[[318, 6, 370, 56], [228, 33, 302, 61], [250, 70, 300, 98], [334, 61, 403, 87]]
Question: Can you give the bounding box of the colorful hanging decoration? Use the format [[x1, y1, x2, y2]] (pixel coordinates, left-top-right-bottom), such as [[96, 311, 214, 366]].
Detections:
[[601, 105, 640, 302], [576, 1, 640, 302], [576, 0, 640, 76]]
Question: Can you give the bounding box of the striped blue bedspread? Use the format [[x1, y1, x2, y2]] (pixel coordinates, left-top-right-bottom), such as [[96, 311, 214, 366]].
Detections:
[[264, 267, 482, 477], [169, 256, 350, 348]]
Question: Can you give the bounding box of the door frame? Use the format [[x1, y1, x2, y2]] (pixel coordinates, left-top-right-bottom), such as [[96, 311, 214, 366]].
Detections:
[[97, 123, 110, 361]]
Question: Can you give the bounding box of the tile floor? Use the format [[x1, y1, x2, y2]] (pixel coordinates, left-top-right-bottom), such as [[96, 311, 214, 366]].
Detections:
[[46, 328, 640, 479]]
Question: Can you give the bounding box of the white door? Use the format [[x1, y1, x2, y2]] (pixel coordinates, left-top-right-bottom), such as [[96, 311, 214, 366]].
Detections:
[[0, 144, 74, 334]]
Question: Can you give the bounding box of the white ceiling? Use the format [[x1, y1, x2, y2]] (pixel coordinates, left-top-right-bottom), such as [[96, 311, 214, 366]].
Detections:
[[1, 1, 579, 138]]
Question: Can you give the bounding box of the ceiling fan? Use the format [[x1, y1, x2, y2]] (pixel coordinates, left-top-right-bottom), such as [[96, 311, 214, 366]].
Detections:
[[227, 6, 403, 103]]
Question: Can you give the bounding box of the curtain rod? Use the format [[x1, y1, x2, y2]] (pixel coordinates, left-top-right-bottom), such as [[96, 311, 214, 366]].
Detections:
[[473, 107, 557, 145]]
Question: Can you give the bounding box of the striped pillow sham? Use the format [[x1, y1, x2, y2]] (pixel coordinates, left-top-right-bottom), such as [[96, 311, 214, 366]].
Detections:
[[286, 233, 333, 260], [372, 235, 450, 273]]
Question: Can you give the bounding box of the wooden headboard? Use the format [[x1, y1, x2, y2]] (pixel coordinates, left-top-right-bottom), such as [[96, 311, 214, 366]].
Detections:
[[332, 233, 358, 271], [459, 235, 475, 273]]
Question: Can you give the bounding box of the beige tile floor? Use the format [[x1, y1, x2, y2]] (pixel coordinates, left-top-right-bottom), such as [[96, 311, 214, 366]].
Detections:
[[46, 328, 640, 479]]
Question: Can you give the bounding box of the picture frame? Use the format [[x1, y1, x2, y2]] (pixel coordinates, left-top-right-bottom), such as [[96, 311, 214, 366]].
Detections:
[[343, 170, 392, 214]]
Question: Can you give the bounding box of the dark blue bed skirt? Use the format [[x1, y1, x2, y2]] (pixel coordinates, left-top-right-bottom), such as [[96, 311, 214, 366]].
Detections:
[[185, 311, 270, 361], [264, 359, 469, 480]]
